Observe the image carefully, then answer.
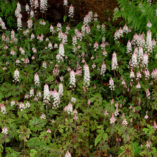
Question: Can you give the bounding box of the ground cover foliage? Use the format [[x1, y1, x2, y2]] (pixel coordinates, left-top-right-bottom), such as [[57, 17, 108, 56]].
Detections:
[[0, 0, 157, 156]]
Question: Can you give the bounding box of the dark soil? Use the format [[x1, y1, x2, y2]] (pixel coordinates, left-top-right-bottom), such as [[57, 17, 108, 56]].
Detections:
[[17, 0, 118, 25]]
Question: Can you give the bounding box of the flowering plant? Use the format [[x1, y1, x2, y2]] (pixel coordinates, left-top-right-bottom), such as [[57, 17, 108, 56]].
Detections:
[[0, 0, 157, 157]]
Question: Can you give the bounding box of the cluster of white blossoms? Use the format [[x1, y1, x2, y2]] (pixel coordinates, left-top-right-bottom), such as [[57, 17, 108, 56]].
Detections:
[[112, 52, 118, 70], [121, 79, 127, 88], [132, 33, 145, 47], [0, 17, 6, 30], [58, 83, 64, 97], [25, 102, 31, 108], [136, 82, 141, 89], [17, 14, 22, 30], [131, 52, 138, 67], [43, 82, 63, 108], [69, 70, 76, 88], [40, 113, 46, 119], [11, 100, 16, 106], [18, 102, 25, 111], [127, 40, 132, 53], [114, 25, 130, 40], [146, 30, 152, 52], [65, 151, 71, 157], [25, 3, 30, 13], [56, 43, 65, 62], [54, 43, 58, 49], [136, 71, 141, 80], [100, 62, 106, 76], [114, 28, 123, 40], [82, 24, 89, 32], [29, 0, 34, 8], [68, 4, 74, 18], [19, 47, 25, 55], [64, 102, 73, 114], [32, 47, 37, 53], [118, 22, 157, 91], [123, 25, 129, 33], [57, 23, 62, 32], [30, 10, 34, 18], [11, 30, 16, 41], [42, 61, 47, 68], [151, 69, 157, 80], [50, 25, 54, 33], [15, 2, 22, 30], [51, 90, 60, 108], [34, 0, 39, 9], [43, 84, 50, 103], [40, 0, 48, 13], [122, 118, 128, 126], [83, 64, 90, 87], [93, 12, 98, 21], [18, 102, 30, 111], [72, 35, 77, 46], [15, 2, 21, 17], [27, 19, 33, 29], [110, 113, 116, 124], [146, 89, 150, 99], [63, 0, 68, 6], [0, 104, 6, 114], [109, 77, 114, 91], [114, 103, 119, 117], [58, 32, 68, 44], [48, 42, 53, 49], [142, 53, 149, 67], [94, 42, 99, 51], [27, 0, 48, 14], [144, 69, 150, 79], [138, 47, 143, 61], [71, 97, 76, 103], [14, 69, 20, 82], [83, 11, 93, 25], [29, 87, 34, 97], [2, 126, 8, 135], [130, 69, 135, 79], [34, 73, 40, 86], [125, 32, 155, 88]]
